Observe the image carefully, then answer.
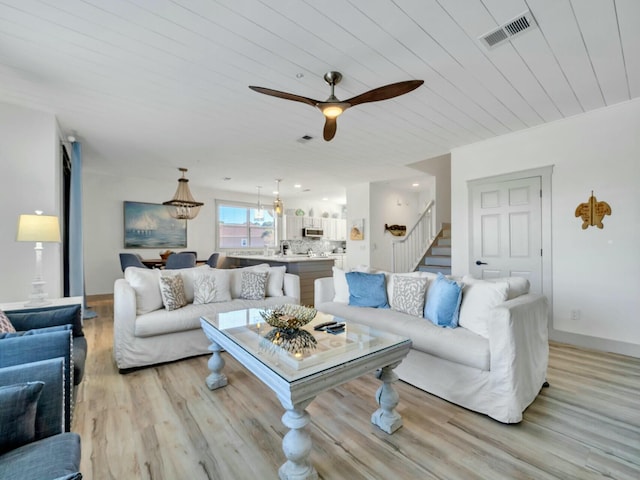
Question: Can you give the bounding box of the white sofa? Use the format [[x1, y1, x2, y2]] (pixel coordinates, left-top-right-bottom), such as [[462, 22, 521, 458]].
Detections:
[[314, 270, 549, 423], [114, 264, 300, 371]]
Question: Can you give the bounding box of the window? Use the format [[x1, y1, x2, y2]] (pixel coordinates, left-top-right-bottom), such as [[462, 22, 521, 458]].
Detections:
[[217, 200, 275, 249]]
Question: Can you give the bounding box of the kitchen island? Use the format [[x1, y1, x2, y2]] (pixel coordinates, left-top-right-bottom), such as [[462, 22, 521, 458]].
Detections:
[[226, 254, 335, 306]]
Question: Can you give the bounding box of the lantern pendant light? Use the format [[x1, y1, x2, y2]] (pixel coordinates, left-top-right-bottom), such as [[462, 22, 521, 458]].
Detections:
[[273, 179, 284, 217], [255, 186, 265, 220]]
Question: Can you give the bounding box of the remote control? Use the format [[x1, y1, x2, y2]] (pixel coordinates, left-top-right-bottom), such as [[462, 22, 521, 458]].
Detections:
[[313, 321, 339, 331], [326, 323, 346, 333]]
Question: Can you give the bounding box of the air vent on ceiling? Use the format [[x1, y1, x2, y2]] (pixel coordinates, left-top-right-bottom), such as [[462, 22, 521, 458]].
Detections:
[[479, 11, 537, 49], [297, 134, 314, 143]]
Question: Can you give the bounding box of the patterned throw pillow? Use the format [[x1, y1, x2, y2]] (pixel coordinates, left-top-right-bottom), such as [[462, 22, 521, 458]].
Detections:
[[392, 276, 429, 317], [159, 274, 187, 311], [240, 271, 268, 300], [193, 272, 219, 304], [0, 309, 16, 333]]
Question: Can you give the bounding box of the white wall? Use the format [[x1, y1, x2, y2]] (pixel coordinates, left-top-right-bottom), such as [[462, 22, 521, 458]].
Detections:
[[283, 196, 345, 219], [409, 154, 451, 229], [370, 183, 424, 271], [451, 98, 640, 351], [345, 183, 371, 270], [0, 102, 62, 302], [83, 170, 259, 295]]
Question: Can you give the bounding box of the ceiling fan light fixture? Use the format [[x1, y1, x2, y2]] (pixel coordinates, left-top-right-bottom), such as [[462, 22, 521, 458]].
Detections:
[[321, 104, 345, 118], [249, 71, 423, 140], [163, 168, 204, 220]]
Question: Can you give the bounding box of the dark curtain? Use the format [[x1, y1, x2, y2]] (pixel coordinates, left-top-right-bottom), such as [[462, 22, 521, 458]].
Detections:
[[62, 144, 71, 297]]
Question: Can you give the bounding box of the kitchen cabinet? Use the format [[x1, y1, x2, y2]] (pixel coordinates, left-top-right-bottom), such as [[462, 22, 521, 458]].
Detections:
[[334, 218, 347, 240], [284, 215, 304, 240], [284, 215, 347, 241]]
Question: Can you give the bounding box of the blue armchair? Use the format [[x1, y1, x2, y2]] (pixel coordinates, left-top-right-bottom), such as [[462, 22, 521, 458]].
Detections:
[[0, 358, 82, 479], [165, 252, 196, 269], [1, 304, 86, 430], [0, 326, 75, 431], [5, 304, 87, 386]]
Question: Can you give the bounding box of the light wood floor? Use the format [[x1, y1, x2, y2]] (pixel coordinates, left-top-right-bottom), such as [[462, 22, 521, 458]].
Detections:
[[74, 298, 640, 479]]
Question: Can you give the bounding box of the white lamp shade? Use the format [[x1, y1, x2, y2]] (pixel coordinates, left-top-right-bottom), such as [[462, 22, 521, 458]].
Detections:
[[16, 214, 61, 242]]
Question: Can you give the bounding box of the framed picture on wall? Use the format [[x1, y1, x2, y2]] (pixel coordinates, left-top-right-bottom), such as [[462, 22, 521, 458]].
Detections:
[[123, 201, 187, 248], [350, 218, 364, 240]]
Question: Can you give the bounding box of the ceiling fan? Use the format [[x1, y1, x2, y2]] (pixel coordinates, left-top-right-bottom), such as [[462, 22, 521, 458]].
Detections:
[[249, 72, 424, 141]]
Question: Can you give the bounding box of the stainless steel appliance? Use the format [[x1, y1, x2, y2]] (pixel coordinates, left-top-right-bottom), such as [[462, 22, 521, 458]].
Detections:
[[303, 227, 323, 238]]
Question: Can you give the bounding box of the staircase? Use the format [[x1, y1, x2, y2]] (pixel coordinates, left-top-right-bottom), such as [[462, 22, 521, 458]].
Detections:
[[418, 224, 451, 275], [391, 201, 435, 273]]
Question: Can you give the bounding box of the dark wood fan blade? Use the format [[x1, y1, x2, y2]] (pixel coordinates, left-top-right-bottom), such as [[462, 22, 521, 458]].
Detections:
[[249, 86, 319, 108], [323, 117, 337, 141], [345, 80, 424, 106]]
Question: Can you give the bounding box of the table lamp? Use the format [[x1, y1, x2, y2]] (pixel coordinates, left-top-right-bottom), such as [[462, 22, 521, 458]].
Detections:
[[16, 212, 61, 306]]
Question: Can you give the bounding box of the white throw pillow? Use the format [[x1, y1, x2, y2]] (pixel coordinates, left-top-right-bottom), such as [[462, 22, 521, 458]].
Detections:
[[124, 267, 162, 315], [266, 265, 286, 297], [458, 279, 509, 338], [332, 266, 350, 304], [391, 275, 429, 317], [193, 269, 232, 304], [462, 275, 530, 301], [169, 265, 209, 303]]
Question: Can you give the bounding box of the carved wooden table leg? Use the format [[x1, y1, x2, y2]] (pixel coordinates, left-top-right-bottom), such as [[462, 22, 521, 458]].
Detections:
[[205, 340, 227, 390], [278, 397, 318, 480], [371, 362, 403, 434]]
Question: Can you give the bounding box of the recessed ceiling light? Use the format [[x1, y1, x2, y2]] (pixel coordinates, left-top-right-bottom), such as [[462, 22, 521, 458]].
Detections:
[[296, 73, 304, 78], [294, 184, 301, 188], [412, 183, 419, 187], [322, 197, 328, 201]]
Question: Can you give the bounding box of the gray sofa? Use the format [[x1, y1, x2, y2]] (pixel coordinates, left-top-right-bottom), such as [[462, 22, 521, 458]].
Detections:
[[314, 271, 549, 423], [114, 265, 300, 371]]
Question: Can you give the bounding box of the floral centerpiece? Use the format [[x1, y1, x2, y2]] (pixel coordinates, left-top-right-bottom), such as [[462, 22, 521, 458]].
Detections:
[[259, 304, 318, 356]]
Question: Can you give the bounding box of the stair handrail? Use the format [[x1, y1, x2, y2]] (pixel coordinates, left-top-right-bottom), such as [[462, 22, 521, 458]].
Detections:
[[391, 200, 435, 273]]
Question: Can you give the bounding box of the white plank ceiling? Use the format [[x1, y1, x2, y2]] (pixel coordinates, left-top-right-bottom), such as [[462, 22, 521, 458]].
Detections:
[[0, 0, 637, 202]]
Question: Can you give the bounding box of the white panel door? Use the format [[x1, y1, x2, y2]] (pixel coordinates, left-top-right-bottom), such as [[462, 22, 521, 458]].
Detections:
[[470, 176, 542, 294]]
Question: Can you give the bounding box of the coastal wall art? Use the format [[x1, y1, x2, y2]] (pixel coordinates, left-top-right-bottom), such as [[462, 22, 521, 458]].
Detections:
[[123, 201, 187, 248], [350, 218, 364, 241]]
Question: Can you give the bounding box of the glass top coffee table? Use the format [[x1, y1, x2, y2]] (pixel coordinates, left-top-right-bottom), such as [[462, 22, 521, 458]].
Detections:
[[200, 308, 412, 480]]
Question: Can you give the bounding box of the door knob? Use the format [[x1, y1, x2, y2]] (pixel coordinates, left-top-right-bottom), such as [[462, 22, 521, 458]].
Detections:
[[475, 260, 488, 265]]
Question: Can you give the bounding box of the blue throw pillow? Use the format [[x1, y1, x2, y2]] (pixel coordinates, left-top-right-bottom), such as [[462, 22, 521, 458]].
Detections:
[[424, 273, 462, 328], [0, 381, 44, 454], [345, 272, 390, 308], [0, 324, 72, 339]]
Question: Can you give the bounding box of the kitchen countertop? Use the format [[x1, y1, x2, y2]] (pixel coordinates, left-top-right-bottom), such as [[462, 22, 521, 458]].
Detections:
[[226, 254, 338, 263]]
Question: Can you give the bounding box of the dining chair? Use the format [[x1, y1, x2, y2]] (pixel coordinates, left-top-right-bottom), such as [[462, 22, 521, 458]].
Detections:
[[119, 253, 147, 272], [165, 252, 196, 269], [206, 252, 220, 268]]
